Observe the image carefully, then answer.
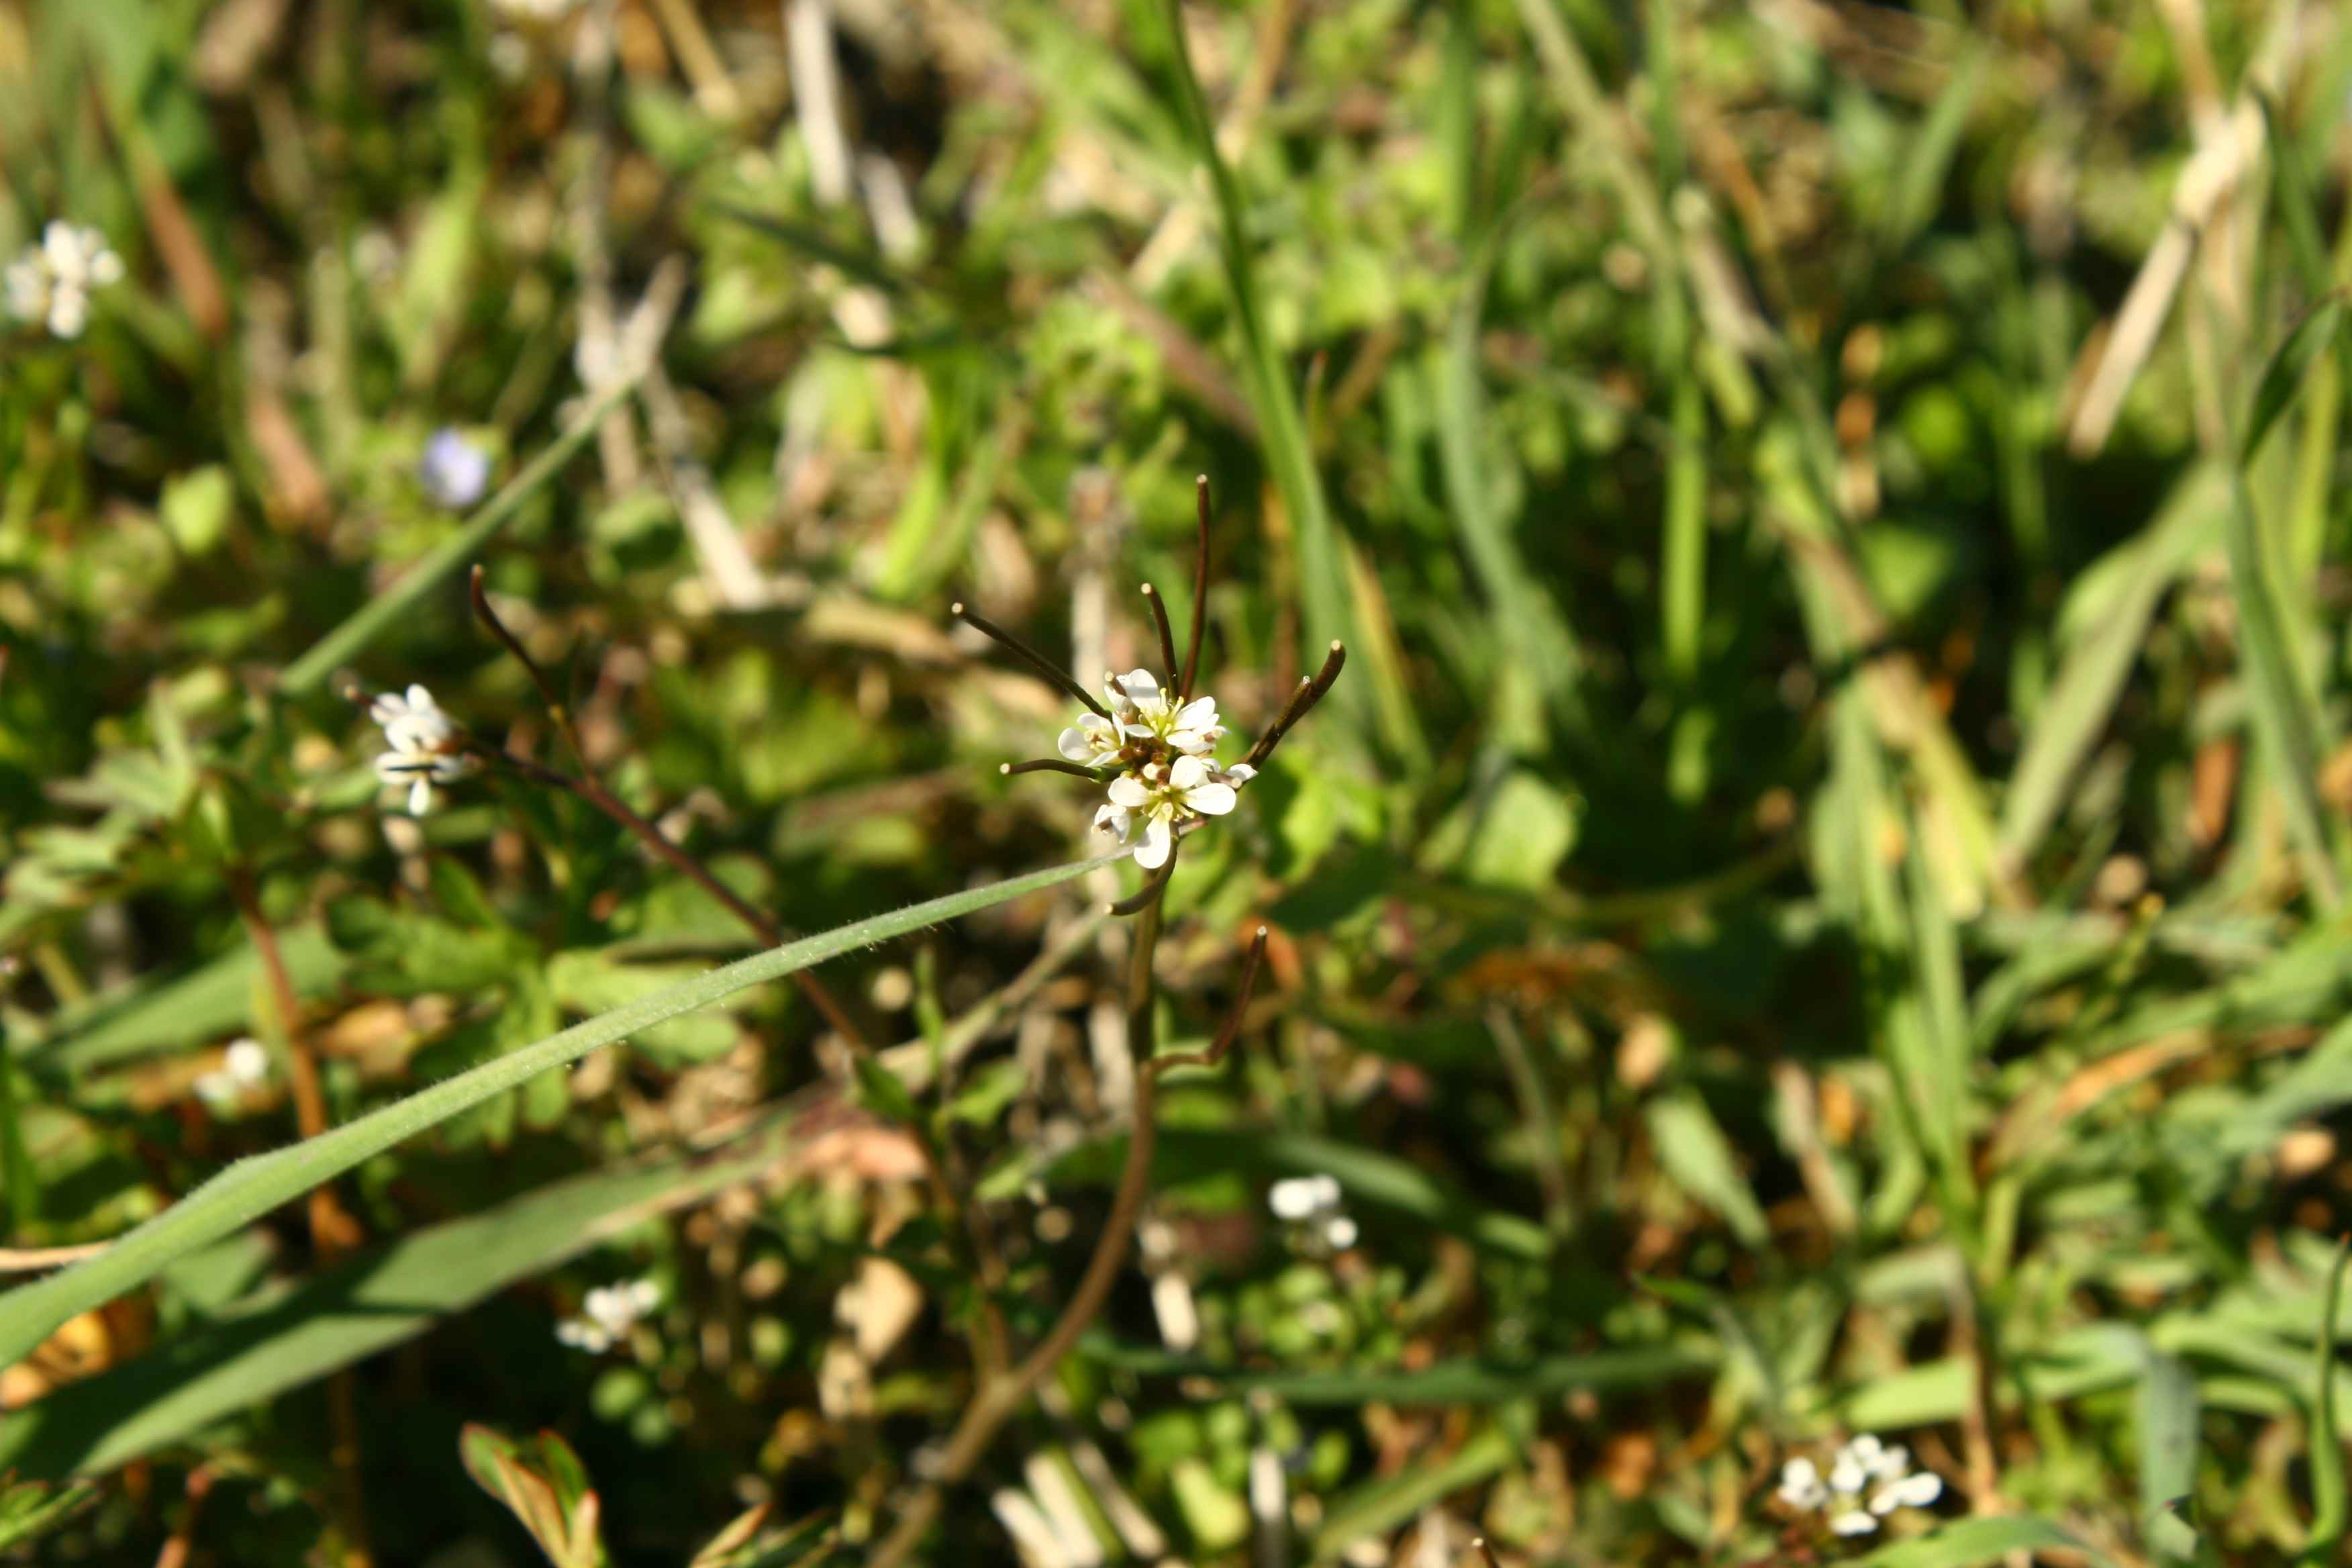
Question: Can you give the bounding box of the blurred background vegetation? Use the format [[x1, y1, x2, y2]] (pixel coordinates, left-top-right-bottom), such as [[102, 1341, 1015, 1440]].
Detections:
[[4, 0, 2352, 1562]]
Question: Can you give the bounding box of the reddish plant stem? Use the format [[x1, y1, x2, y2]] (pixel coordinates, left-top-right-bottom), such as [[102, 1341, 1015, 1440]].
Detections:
[[228, 870, 372, 1568]]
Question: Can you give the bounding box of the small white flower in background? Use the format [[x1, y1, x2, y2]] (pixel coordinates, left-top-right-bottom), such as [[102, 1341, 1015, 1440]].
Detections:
[[556, 1278, 659, 1353], [194, 1036, 272, 1108], [1778, 1434, 1943, 1537], [369, 684, 479, 816], [5, 222, 125, 340], [490, 0, 579, 18], [1269, 1173, 1359, 1253], [418, 428, 492, 509]]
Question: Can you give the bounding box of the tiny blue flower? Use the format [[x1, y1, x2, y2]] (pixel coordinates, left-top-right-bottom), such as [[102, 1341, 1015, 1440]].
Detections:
[[418, 428, 492, 509]]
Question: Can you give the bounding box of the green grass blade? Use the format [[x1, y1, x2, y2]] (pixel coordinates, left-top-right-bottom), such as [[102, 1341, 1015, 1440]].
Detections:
[[1312, 1425, 1514, 1563], [1857, 1516, 2112, 1568], [1436, 260, 1587, 738], [30, 925, 347, 1073], [2140, 1344, 2203, 1567], [0, 852, 1119, 1370], [2304, 1237, 2352, 1563], [0, 1111, 797, 1477], [0, 1018, 33, 1236], [1996, 467, 2224, 870], [1153, 0, 1398, 752], [2221, 458, 2341, 908], [278, 373, 644, 696], [1095, 1344, 1716, 1406]]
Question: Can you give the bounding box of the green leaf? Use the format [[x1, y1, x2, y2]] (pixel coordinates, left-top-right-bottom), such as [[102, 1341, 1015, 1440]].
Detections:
[[0, 1474, 96, 1551], [2241, 299, 2343, 469], [1855, 1516, 2112, 1567], [850, 1047, 922, 1127], [2141, 1344, 2202, 1567], [462, 1426, 605, 1568], [1095, 1344, 1717, 1407], [30, 926, 347, 1073], [0, 852, 1121, 1373], [1144, 1128, 1553, 1259], [1312, 1425, 1515, 1562], [2304, 1238, 2352, 1564], [159, 464, 234, 556], [1646, 1089, 1770, 1246], [0, 1111, 795, 1477]]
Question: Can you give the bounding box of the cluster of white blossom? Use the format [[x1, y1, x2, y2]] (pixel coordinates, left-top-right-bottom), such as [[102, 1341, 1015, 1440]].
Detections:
[[369, 685, 478, 815], [1268, 1173, 1358, 1253], [555, 1279, 659, 1353], [1777, 1434, 1943, 1536], [5, 222, 124, 340], [193, 1038, 271, 1110], [1063, 669, 1255, 870]]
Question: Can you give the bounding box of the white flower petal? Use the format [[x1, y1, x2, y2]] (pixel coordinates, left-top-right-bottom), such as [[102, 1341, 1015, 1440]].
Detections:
[[1167, 754, 1211, 790], [1093, 802, 1132, 840], [1828, 1453, 1869, 1496], [1114, 669, 1162, 707], [1828, 1511, 1879, 1537], [1108, 774, 1153, 809], [1776, 1459, 1826, 1510], [1134, 817, 1172, 869], [1181, 781, 1236, 816], [224, 1038, 271, 1084], [1869, 1473, 1943, 1514], [1058, 726, 1097, 763], [1324, 1216, 1358, 1249], [1268, 1178, 1320, 1220], [407, 777, 434, 816], [1174, 695, 1217, 730], [1222, 763, 1257, 785]]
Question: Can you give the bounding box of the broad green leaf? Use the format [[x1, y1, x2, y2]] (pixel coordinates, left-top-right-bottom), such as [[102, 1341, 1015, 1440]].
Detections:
[[0, 1107, 800, 1477], [30, 926, 347, 1073], [0, 852, 1120, 1372], [1647, 1090, 1769, 1246]]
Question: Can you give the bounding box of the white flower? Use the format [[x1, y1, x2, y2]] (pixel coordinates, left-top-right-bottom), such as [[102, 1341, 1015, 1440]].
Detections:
[[6, 222, 124, 340], [1785, 1435, 1943, 1537], [193, 1036, 273, 1108], [1775, 1457, 1827, 1512], [369, 684, 477, 815], [1269, 1175, 1341, 1221], [1104, 754, 1243, 869], [1106, 669, 1226, 754], [556, 1278, 659, 1353], [1058, 710, 1126, 770], [1268, 1175, 1357, 1253]]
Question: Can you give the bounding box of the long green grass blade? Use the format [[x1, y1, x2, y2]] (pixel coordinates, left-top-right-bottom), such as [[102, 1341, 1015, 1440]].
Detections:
[[2140, 1344, 2202, 1567], [2221, 457, 2340, 907], [1153, 0, 1395, 751], [1098, 1344, 1716, 1406], [278, 373, 643, 695], [0, 852, 1118, 1369], [1857, 1516, 2111, 1568], [0, 1110, 797, 1477], [2304, 1238, 2352, 1563]]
